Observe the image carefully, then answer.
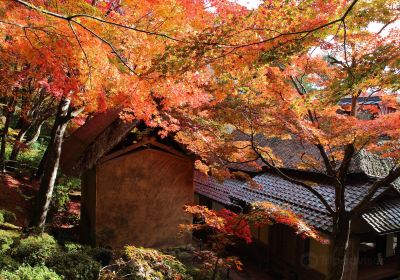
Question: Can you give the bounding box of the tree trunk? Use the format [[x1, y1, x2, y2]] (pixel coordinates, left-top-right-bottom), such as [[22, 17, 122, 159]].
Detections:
[[35, 146, 49, 180], [10, 120, 43, 161], [212, 257, 220, 280], [30, 97, 71, 230], [35, 119, 58, 180], [9, 126, 29, 161], [25, 122, 43, 146], [327, 213, 352, 280], [0, 98, 16, 171]]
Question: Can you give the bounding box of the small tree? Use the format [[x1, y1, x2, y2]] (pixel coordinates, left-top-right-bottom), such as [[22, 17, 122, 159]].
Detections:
[[182, 203, 325, 279]]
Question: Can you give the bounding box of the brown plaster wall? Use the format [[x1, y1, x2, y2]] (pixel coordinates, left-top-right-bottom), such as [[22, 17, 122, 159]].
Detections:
[[94, 148, 193, 248], [81, 167, 97, 245]]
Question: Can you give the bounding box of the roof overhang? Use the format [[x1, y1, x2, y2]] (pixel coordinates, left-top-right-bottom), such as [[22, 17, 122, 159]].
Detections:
[[362, 199, 400, 235]]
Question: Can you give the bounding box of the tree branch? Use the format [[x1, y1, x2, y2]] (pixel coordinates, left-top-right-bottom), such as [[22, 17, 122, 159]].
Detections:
[[70, 19, 139, 76], [351, 165, 400, 216], [251, 142, 335, 215], [68, 21, 92, 85]]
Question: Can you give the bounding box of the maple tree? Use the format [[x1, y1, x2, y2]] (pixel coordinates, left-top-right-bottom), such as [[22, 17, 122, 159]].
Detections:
[[182, 203, 326, 279], [0, 0, 219, 229], [0, 0, 398, 279], [173, 1, 400, 280]]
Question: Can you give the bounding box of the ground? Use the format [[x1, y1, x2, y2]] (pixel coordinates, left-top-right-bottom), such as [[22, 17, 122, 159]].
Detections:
[[0, 173, 80, 230], [0, 172, 276, 279], [0, 173, 37, 227], [230, 261, 274, 280]]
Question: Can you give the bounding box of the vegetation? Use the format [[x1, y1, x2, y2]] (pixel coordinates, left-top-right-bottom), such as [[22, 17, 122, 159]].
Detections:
[[0, 0, 398, 279], [0, 209, 17, 224], [0, 224, 228, 280], [0, 225, 102, 279], [100, 246, 193, 280], [0, 265, 63, 280]]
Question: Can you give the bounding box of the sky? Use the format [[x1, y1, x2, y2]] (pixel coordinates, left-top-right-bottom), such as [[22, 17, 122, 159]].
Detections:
[[236, 0, 263, 9]]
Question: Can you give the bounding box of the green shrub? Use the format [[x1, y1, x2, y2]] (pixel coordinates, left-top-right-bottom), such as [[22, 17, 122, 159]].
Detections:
[[17, 141, 47, 168], [0, 235, 14, 254], [52, 184, 71, 211], [13, 234, 59, 265], [0, 229, 20, 256], [86, 247, 113, 266], [64, 242, 87, 253], [52, 175, 81, 212], [0, 209, 17, 224], [0, 265, 62, 280], [47, 251, 101, 280], [100, 246, 193, 280], [0, 255, 20, 272]]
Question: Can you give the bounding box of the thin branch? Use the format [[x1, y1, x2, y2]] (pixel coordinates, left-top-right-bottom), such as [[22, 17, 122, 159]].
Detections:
[[12, 0, 184, 42], [13, 0, 359, 49], [216, 0, 359, 48], [252, 145, 335, 215], [351, 165, 400, 216], [377, 17, 398, 35], [288, 75, 336, 177], [71, 19, 139, 76], [342, 19, 350, 68], [68, 21, 92, 85], [66, 13, 184, 43], [0, 19, 24, 28]]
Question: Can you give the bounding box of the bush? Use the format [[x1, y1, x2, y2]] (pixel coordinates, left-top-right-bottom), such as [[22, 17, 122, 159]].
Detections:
[[100, 246, 193, 280], [86, 247, 113, 266], [0, 235, 14, 254], [47, 251, 101, 280], [64, 242, 87, 253], [52, 175, 81, 212], [16, 141, 47, 168], [0, 229, 20, 255], [52, 184, 71, 211], [0, 265, 62, 280], [0, 209, 17, 224], [12, 234, 59, 265], [0, 255, 20, 272]]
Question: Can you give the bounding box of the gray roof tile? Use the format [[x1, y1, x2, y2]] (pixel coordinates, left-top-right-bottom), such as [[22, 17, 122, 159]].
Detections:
[[195, 172, 391, 232], [362, 199, 400, 234]]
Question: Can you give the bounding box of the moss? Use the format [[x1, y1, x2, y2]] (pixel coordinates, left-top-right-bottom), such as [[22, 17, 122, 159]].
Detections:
[[12, 234, 59, 266], [100, 246, 193, 280], [47, 251, 101, 280], [0, 209, 17, 224], [0, 265, 62, 280]]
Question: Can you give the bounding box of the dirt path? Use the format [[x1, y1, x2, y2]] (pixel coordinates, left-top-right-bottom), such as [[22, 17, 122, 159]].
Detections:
[[0, 173, 37, 227]]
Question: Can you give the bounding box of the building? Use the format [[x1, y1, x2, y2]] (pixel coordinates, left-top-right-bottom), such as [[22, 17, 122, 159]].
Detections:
[[60, 108, 400, 279], [194, 137, 400, 280], [60, 110, 193, 249], [338, 96, 398, 118]]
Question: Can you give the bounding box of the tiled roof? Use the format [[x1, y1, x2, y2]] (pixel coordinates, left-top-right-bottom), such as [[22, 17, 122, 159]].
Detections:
[[194, 172, 390, 232], [338, 96, 381, 106], [232, 132, 400, 191], [194, 172, 243, 205], [362, 199, 400, 234], [60, 108, 123, 173]]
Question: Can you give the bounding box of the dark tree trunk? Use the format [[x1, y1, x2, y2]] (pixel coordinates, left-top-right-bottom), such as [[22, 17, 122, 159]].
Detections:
[[327, 213, 352, 280], [30, 97, 71, 230], [9, 126, 29, 161], [0, 98, 16, 171], [25, 122, 43, 146], [35, 119, 58, 180], [10, 120, 43, 161], [35, 146, 49, 180]]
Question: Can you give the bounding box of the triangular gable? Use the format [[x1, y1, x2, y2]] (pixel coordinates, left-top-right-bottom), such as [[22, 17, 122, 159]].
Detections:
[[99, 138, 189, 164]]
